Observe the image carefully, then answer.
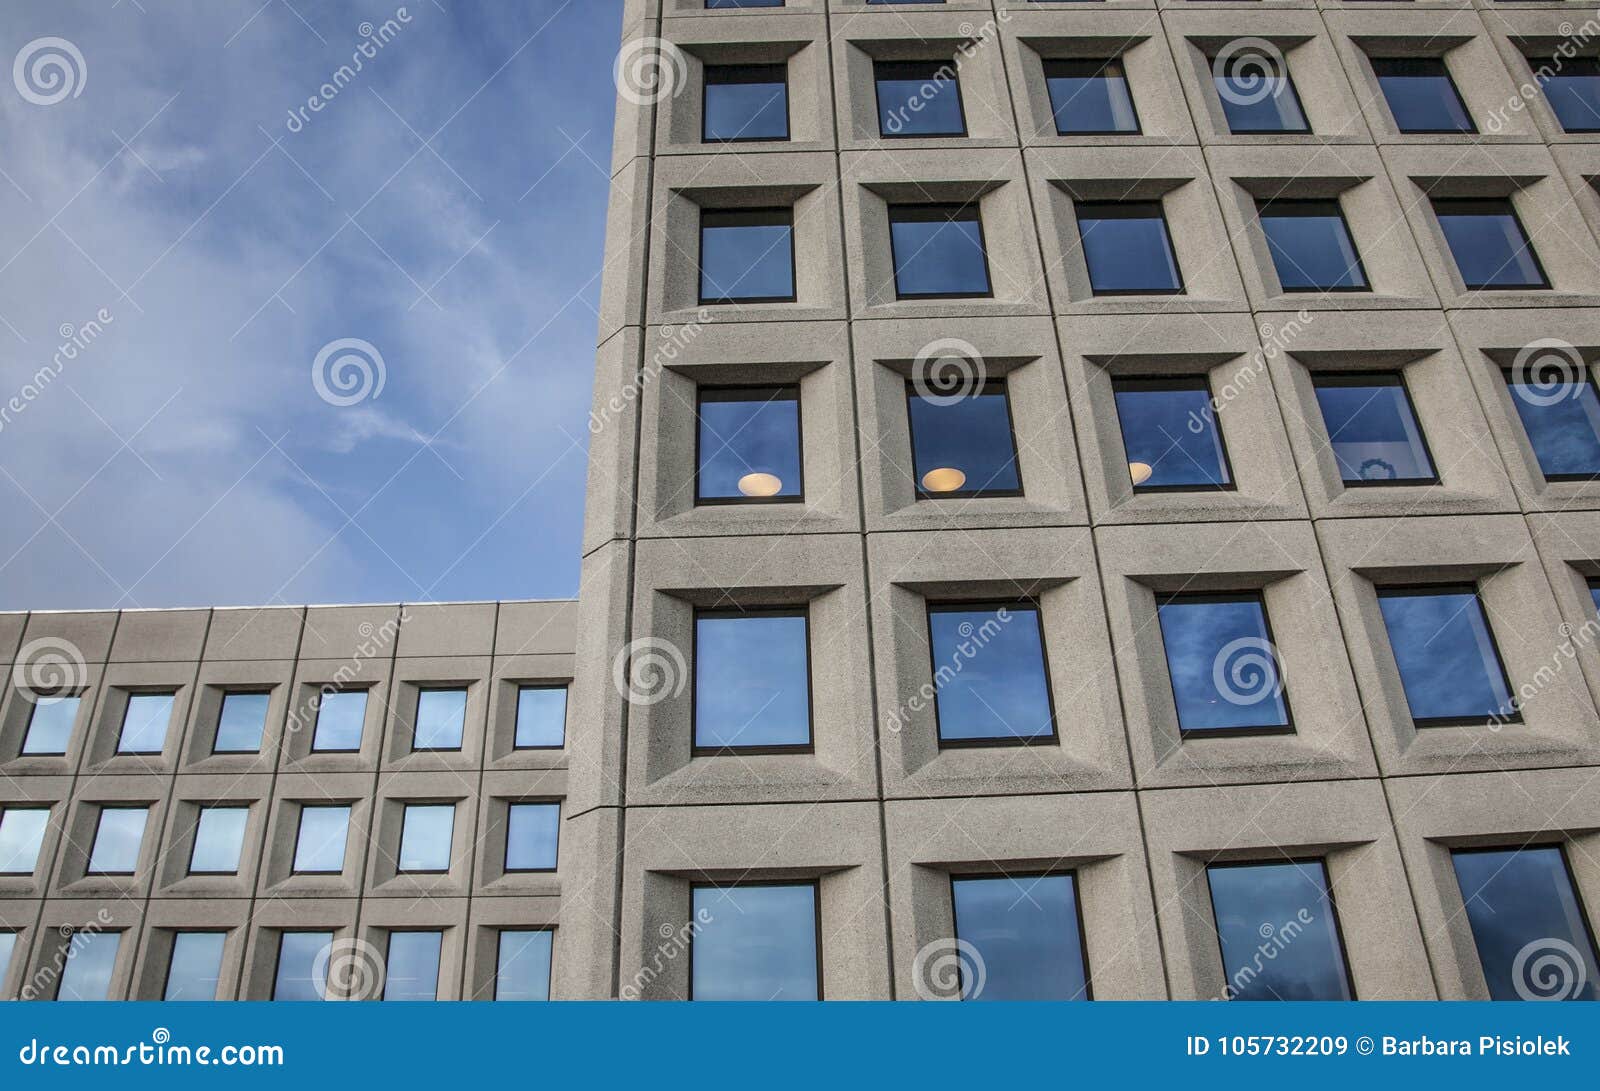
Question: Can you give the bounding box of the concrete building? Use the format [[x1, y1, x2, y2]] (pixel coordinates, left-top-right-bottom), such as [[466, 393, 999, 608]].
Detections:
[[5, 0, 1600, 1002]]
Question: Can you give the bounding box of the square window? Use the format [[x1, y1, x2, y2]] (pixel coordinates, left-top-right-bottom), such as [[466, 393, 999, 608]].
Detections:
[[1453, 846, 1600, 1001], [310, 689, 367, 752], [514, 686, 567, 749], [188, 806, 248, 874], [1370, 57, 1475, 133], [693, 608, 812, 752], [927, 603, 1055, 746], [1256, 199, 1368, 292], [1155, 593, 1291, 734], [1112, 376, 1233, 491], [273, 931, 332, 1000], [397, 803, 455, 873], [887, 204, 992, 300], [1044, 58, 1139, 135], [1504, 368, 1600, 481], [1212, 53, 1309, 133], [495, 930, 553, 1001], [163, 932, 225, 1001], [213, 691, 269, 753], [1537, 56, 1600, 134], [57, 931, 121, 1001], [1074, 201, 1184, 295], [699, 208, 795, 304], [874, 59, 966, 138], [906, 380, 1022, 499], [116, 692, 174, 754], [703, 63, 789, 143], [696, 386, 804, 503], [1207, 860, 1354, 1001], [383, 931, 442, 1001], [87, 806, 148, 875], [951, 874, 1090, 1000], [1375, 585, 1518, 726], [505, 802, 560, 872], [691, 883, 819, 1000], [413, 687, 467, 751], [1431, 198, 1548, 291], [1311, 373, 1437, 485], [20, 695, 78, 755], [292, 805, 351, 874], [0, 807, 50, 874]]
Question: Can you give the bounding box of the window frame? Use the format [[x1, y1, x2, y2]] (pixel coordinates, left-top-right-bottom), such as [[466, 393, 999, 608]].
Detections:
[[885, 203, 994, 301], [1042, 56, 1141, 137], [290, 804, 351, 876], [1310, 371, 1440, 487], [1111, 375, 1238, 494], [493, 926, 556, 1001], [1430, 197, 1550, 292], [503, 800, 561, 874], [512, 684, 569, 751], [115, 689, 176, 755], [872, 58, 969, 140], [1154, 590, 1296, 739], [211, 688, 272, 755], [409, 685, 469, 754], [701, 61, 792, 145], [686, 879, 824, 1001], [948, 869, 1094, 1001], [904, 379, 1025, 501], [693, 384, 806, 507], [925, 599, 1059, 750], [1374, 582, 1521, 728], [1255, 198, 1370, 294], [186, 804, 249, 876], [271, 929, 333, 1001], [1369, 56, 1478, 135], [697, 207, 798, 306], [1500, 365, 1600, 482], [85, 805, 149, 877], [1204, 856, 1358, 1002], [308, 687, 369, 754], [690, 605, 816, 756], [1529, 54, 1600, 135], [1073, 200, 1186, 296], [381, 928, 444, 1001], [20, 692, 81, 756], [161, 929, 228, 1002], [1451, 841, 1600, 997], [396, 802, 456, 876], [1210, 52, 1311, 135], [0, 805, 52, 875]]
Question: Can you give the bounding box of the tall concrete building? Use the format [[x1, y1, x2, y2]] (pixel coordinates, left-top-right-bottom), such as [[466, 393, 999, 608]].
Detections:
[[6, 0, 1600, 1003]]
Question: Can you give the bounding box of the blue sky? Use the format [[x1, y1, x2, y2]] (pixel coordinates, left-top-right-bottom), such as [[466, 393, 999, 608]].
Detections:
[[0, 1, 620, 610]]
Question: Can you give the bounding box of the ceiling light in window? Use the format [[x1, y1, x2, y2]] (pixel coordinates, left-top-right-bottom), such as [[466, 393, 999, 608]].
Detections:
[[737, 472, 784, 498], [1129, 461, 1154, 486], [920, 467, 967, 493]]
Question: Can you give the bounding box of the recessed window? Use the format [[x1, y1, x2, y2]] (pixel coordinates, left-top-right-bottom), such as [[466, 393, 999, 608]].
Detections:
[[691, 883, 819, 1000], [693, 608, 812, 753], [874, 59, 965, 138], [20, 695, 78, 755], [1591, 578, 1600, 617], [505, 802, 560, 872], [703, 63, 789, 143], [1112, 376, 1233, 491], [1074, 201, 1184, 295], [188, 806, 248, 874], [1431, 198, 1548, 291], [1044, 58, 1138, 135], [906, 381, 1021, 498], [273, 931, 332, 1000], [398, 803, 455, 874], [1453, 846, 1600, 1001], [116, 692, 174, 754], [1504, 368, 1600, 481], [164, 932, 225, 1001], [495, 930, 553, 1001], [87, 806, 148, 875], [1535, 55, 1600, 133], [291, 805, 351, 874], [707, 0, 783, 7], [887, 204, 992, 300], [310, 689, 367, 753], [412, 687, 467, 751], [951, 874, 1090, 1000], [1156, 593, 1291, 735], [1207, 860, 1354, 1000], [1370, 57, 1475, 133], [927, 603, 1055, 746], [1311, 373, 1437, 485], [1257, 199, 1368, 292], [0, 807, 50, 874], [213, 691, 269, 754], [0, 932, 16, 983], [384, 931, 443, 1001], [1375, 585, 1517, 726], [57, 931, 121, 1001], [699, 208, 795, 304], [514, 685, 567, 749], [697, 386, 803, 503], [1212, 53, 1309, 133]]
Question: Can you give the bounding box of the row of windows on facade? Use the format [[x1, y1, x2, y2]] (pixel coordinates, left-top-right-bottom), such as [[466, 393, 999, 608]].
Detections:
[[5, 845, 1596, 1001]]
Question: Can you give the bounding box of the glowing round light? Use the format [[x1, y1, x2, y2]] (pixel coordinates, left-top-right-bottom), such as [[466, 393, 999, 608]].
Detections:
[[920, 466, 967, 493], [737, 472, 783, 498], [1128, 462, 1154, 486]]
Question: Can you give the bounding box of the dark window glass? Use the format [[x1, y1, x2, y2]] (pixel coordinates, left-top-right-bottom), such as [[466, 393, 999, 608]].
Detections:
[[292, 805, 350, 874], [1208, 861, 1354, 1001], [874, 59, 965, 137], [412, 687, 467, 751], [691, 883, 819, 1000], [164, 932, 225, 1001], [273, 931, 332, 1001], [1537, 56, 1600, 133], [1112, 377, 1233, 490], [927, 603, 1055, 745], [1257, 199, 1368, 292], [1156, 593, 1290, 734], [906, 381, 1021, 498], [1432, 198, 1548, 290], [1453, 846, 1600, 1001], [57, 932, 121, 1001], [951, 874, 1090, 1000], [398, 804, 455, 873], [213, 691, 269, 753], [188, 806, 248, 874], [1212, 54, 1309, 133], [505, 802, 560, 872], [707, 0, 783, 7], [515, 685, 567, 749], [1505, 369, 1600, 481], [1075, 201, 1183, 294], [1311, 373, 1437, 485], [310, 689, 366, 752], [117, 692, 174, 754], [1376, 586, 1517, 725], [703, 63, 789, 142], [495, 930, 553, 1001], [699, 208, 795, 303], [696, 386, 803, 503], [384, 931, 442, 1001], [0, 807, 50, 874], [1044, 58, 1139, 134], [888, 204, 991, 299], [21, 695, 78, 755], [1590, 579, 1600, 617], [1371, 57, 1475, 133], [693, 608, 812, 752], [87, 806, 148, 874]]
